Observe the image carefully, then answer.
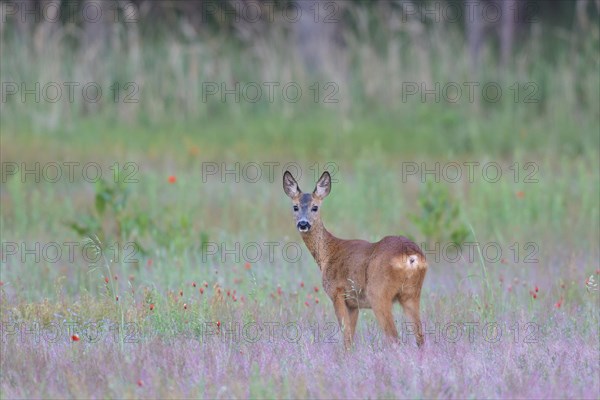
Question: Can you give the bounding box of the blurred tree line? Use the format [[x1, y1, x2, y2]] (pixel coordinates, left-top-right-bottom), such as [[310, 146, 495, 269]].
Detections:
[[1, 0, 597, 130], [2, 0, 598, 71]]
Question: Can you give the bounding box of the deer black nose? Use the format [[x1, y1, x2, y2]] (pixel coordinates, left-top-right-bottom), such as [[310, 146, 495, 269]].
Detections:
[[297, 221, 311, 232]]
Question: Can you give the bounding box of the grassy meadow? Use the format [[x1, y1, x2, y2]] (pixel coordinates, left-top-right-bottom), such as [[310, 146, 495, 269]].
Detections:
[[1, 1, 599, 398]]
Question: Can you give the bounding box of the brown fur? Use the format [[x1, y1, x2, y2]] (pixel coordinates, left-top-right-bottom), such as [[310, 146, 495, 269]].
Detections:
[[283, 171, 428, 349]]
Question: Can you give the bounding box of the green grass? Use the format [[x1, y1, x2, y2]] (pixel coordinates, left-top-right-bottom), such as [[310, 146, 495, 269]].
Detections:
[[0, 10, 599, 397], [1, 121, 598, 302]]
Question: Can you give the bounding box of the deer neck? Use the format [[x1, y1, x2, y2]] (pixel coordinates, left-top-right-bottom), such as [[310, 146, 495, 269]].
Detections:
[[300, 220, 337, 271]]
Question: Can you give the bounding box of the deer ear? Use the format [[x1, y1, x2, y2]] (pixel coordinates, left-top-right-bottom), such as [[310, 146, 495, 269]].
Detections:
[[313, 171, 331, 199], [283, 171, 301, 198]]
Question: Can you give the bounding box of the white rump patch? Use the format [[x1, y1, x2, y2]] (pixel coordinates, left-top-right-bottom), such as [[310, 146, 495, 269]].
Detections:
[[391, 255, 421, 270], [407, 255, 419, 268]]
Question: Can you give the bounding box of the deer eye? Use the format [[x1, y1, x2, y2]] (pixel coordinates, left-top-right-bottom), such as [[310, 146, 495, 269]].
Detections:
[[311, 206, 318, 212], [293, 205, 299, 212]]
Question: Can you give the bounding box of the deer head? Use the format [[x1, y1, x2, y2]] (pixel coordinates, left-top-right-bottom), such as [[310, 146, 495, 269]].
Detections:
[[283, 171, 331, 233]]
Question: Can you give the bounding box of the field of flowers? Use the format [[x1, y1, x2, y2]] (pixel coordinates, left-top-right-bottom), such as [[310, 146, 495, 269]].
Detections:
[[1, 146, 598, 398], [1, 0, 599, 397]]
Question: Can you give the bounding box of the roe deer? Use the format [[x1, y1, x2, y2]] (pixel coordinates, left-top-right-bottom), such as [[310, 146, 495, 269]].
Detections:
[[283, 171, 427, 349]]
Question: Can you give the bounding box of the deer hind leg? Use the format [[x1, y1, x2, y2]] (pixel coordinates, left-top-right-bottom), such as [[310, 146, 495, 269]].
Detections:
[[399, 296, 424, 347], [371, 300, 399, 342]]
